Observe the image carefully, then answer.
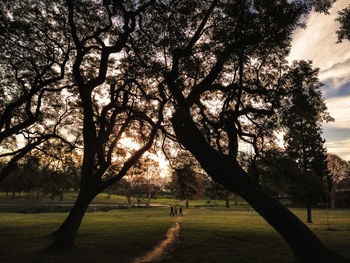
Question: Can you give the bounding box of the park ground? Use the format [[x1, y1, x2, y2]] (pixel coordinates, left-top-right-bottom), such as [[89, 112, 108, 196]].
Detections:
[[0, 193, 349, 263]]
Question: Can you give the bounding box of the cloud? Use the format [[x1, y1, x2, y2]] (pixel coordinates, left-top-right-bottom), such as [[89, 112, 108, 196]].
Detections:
[[322, 94, 350, 160], [325, 95, 350, 128], [323, 127, 350, 141], [323, 79, 350, 98], [289, 0, 350, 69], [325, 139, 350, 160], [319, 59, 350, 92], [288, 0, 350, 94]]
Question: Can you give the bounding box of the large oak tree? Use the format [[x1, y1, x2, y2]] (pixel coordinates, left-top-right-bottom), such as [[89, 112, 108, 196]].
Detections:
[[127, 0, 348, 262]]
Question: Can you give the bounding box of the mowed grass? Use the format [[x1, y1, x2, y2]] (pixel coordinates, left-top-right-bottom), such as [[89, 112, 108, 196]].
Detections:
[[0, 207, 349, 263], [0, 208, 174, 263], [164, 208, 350, 263], [0, 192, 250, 207]]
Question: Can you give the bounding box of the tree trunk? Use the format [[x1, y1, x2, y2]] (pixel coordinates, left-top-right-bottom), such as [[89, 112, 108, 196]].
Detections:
[[145, 192, 151, 208], [60, 191, 64, 202], [126, 196, 132, 208], [12, 191, 15, 200], [225, 199, 230, 208], [36, 190, 40, 201], [171, 110, 349, 263], [51, 192, 94, 249], [306, 201, 312, 224], [234, 194, 238, 206], [330, 187, 336, 209], [185, 199, 189, 208]]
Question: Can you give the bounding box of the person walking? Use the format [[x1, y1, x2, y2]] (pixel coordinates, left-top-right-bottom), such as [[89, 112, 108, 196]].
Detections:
[[170, 206, 174, 216], [174, 206, 178, 216], [179, 207, 183, 216]]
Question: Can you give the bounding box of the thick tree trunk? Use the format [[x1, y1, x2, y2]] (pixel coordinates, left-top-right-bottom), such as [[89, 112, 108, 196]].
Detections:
[[12, 191, 15, 200], [225, 199, 230, 208], [51, 192, 94, 249], [185, 200, 189, 208], [171, 110, 349, 263], [60, 192, 63, 202]]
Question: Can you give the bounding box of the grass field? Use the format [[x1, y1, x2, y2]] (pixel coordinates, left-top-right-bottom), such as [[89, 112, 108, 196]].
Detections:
[[164, 208, 350, 263], [0, 192, 250, 212], [0, 206, 349, 263]]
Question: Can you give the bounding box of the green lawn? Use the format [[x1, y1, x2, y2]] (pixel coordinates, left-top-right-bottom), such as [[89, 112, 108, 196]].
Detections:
[[0, 208, 174, 263], [0, 206, 349, 263], [164, 208, 350, 263]]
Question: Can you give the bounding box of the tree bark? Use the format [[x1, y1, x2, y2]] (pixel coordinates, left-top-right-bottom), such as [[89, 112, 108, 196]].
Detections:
[[51, 192, 94, 249], [171, 110, 349, 263], [225, 199, 230, 208]]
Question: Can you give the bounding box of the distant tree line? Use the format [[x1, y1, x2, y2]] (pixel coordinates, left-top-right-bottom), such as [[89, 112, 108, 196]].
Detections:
[[0, 150, 80, 201]]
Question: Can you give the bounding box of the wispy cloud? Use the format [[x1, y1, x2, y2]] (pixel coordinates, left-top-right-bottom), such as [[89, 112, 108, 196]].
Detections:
[[289, 0, 350, 69], [322, 95, 350, 160], [325, 139, 350, 160], [289, 0, 350, 91], [325, 95, 350, 129]]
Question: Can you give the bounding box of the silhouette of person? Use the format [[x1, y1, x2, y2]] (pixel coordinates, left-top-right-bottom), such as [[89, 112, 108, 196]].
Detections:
[[174, 206, 178, 216], [170, 206, 174, 216], [179, 207, 183, 216]]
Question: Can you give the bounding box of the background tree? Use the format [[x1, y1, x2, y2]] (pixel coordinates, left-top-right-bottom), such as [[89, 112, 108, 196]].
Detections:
[[0, 166, 23, 200], [114, 178, 133, 207], [107, 156, 162, 207], [38, 145, 81, 201], [168, 163, 203, 208], [141, 157, 161, 208], [327, 153, 349, 208], [205, 178, 233, 208], [281, 60, 332, 223]]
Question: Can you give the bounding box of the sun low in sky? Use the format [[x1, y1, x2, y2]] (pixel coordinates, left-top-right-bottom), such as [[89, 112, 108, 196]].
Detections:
[[289, 0, 350, 160]]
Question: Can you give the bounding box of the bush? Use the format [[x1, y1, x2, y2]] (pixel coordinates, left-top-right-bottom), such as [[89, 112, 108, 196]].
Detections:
[[335, 191, 350, 208]]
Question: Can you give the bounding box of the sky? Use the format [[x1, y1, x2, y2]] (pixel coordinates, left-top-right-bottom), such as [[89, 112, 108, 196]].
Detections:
[[288, 0, 350, 160]]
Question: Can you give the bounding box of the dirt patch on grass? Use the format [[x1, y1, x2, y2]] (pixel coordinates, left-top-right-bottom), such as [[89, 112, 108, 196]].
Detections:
[[131, 217, 181, 263]]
